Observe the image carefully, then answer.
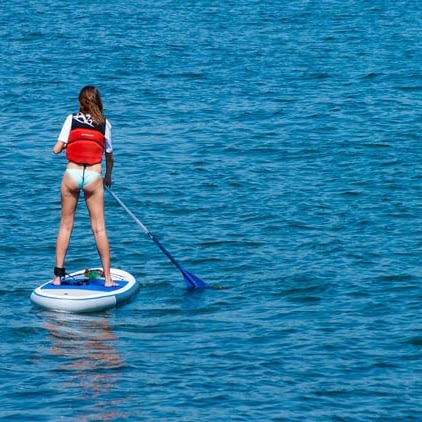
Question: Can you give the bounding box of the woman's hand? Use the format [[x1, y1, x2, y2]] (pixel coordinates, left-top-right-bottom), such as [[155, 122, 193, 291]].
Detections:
[[103, 174, 112, 188], [52, 141, 66, 154]]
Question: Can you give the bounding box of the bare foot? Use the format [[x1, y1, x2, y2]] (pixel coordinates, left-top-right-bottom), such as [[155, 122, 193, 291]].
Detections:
[[104, 280, 119, 288], [52, 276, 61, 286]]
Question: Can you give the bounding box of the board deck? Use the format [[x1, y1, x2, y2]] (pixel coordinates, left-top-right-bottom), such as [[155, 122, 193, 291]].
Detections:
[[31, 268, 139, 313]]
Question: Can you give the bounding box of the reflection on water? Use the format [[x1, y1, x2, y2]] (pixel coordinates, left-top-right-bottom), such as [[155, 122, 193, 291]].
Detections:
[[43, 312, 129, 420]]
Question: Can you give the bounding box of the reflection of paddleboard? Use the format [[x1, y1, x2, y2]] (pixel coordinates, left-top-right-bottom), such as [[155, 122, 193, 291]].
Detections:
[[31, 268, 139, 313]]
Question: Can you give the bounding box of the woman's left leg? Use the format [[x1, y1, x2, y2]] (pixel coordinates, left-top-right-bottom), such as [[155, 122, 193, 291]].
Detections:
[[53, 173, 80, 285]]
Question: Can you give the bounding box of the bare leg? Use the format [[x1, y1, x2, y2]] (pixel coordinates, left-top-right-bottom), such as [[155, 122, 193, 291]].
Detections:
[[84, 178, 117, 287], [54, 173, 80, 285]]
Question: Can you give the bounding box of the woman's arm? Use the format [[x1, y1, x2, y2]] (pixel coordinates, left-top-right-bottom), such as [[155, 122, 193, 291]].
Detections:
[[104, 152, 114, 187], [54, 115, 72, 154]]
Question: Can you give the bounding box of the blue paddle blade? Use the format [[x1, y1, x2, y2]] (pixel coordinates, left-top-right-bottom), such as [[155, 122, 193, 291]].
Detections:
[[182, 269, 209, 289]]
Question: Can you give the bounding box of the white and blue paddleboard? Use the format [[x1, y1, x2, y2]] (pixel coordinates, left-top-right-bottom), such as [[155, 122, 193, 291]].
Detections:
[[31, 268, 139, 313]]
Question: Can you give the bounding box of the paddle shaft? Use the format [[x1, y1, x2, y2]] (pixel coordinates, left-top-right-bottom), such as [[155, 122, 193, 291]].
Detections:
[[105, 187, 183, 271]]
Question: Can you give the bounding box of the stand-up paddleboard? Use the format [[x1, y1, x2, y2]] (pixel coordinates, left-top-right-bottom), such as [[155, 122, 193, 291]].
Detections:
[[31, 268, 139, 313]]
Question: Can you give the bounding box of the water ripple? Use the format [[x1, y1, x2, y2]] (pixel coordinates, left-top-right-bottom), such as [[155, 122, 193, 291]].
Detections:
[[1, 0, 421, 420]]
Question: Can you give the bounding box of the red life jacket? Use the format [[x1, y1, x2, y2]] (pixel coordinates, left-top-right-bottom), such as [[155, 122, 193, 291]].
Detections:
[[66, 114, 106, 165]]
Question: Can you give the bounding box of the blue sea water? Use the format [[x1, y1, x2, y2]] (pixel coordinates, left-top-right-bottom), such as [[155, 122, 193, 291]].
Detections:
[[0, 0, 421, 420]]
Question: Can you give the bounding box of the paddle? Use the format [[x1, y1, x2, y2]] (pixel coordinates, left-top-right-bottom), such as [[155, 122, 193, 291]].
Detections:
[[105, 187, 209, 289]]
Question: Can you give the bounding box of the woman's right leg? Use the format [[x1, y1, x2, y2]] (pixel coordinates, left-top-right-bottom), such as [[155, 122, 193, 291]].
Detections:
[[83, 178, 116, 287], [53, 173, 80, 285]]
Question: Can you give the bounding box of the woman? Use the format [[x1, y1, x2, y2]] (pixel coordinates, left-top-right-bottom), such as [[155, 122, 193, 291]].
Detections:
[[52, 86, 116, 287]]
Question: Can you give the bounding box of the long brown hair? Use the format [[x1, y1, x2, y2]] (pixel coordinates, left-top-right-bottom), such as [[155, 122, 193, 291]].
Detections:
[[78, 86, 105, 125]]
